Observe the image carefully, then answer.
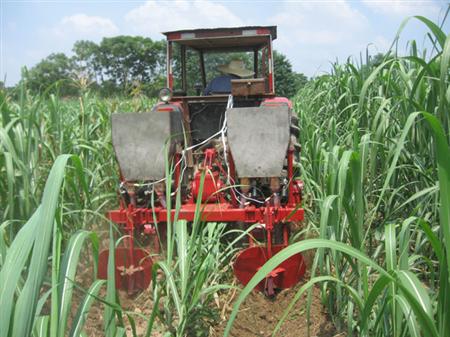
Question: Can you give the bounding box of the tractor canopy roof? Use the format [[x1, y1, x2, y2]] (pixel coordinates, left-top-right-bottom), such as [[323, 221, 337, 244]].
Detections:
[[162, 26, 276, 52]]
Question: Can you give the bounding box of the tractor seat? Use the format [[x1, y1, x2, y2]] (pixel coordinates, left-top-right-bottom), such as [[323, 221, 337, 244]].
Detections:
[[204, 74, 239, 95]]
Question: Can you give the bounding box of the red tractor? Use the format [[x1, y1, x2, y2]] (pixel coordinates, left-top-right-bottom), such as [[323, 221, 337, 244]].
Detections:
[[98, 26, 306, 296]]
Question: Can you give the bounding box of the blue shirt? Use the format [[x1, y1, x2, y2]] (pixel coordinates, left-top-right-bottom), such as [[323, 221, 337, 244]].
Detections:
[[204, 74, 240, 95]]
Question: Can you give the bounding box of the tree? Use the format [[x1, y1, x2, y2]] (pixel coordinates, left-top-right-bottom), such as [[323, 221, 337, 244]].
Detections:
[[73, 40, 102, 82], [72, 36, 166, 95], [273, 51, 308, 98], [358, 52, 392, 80], [98, 36, 165, 93], [25, 53, 76, 96], [21, 37, 305, 98]]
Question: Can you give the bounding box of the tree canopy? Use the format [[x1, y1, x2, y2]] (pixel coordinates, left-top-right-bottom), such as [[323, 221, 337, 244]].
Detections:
[[23, 36, 307, 98], [274, 51, 308, 97], [24, 53, 77, 96], [73, 36, 165, 96]]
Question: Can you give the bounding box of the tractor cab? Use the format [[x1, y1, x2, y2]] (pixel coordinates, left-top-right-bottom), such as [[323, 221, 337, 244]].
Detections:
[[163, 26, 276, 97], [100, 26, 305, 296], [159, 26, 280, 145]]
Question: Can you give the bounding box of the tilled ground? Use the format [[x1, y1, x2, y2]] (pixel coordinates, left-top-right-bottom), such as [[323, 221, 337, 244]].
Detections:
[[76, 233, 340, 336], [79, 279, 340, 337], [211, 281, 341, 337]]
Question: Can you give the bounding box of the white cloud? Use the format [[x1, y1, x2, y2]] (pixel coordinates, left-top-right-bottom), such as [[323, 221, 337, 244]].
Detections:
[[268, 1, 377, 76], [373, 35, 391, 51], [55, 13, 118, 38], [125, 0, 243, 38], [272, 0, 369, 46], [362, 0, 441, 17]]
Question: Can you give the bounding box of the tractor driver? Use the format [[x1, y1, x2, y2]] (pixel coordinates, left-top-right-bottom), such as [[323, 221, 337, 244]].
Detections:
[[204, 59, 254, 95]]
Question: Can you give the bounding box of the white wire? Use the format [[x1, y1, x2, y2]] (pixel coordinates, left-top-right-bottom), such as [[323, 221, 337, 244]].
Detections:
[[126, 94, 268, 206], [128, 101, 229, 189], [222, 94, 232, 184]]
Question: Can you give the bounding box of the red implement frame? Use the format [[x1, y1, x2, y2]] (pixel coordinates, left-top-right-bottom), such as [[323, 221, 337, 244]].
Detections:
[[99, 148, 305, 295], [107, 203, 303, 227]]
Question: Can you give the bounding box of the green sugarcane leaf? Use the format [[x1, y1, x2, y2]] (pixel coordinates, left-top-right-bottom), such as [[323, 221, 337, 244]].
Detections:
[[224, 239, 391, 337], [395, 294, 420, 337], [33, 316, 50, 337], [0, 207, 40, 337], [69, 280, 105, 337], [58, 230, 97, 337]]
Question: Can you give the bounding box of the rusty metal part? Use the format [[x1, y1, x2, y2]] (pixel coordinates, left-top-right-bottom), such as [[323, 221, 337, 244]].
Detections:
[[240, 177, 250, 193], [270, 177, 280, 193]]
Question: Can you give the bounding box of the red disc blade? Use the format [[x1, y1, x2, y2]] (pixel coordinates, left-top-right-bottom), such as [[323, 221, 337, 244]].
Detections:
[[98, 247, 153, 292], [233, 245, 306, 292], [233, 246, 269, 291], [271, 245, 306, 289]]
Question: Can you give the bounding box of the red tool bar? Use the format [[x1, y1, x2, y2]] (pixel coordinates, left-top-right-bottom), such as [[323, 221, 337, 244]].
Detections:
[[108, 203, 304, 226]]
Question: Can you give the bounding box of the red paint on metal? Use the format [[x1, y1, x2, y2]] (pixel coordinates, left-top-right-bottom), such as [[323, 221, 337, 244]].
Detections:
[[106, 145, 304, 294], [262, 97, 293, 109], [166, 28, 274, 41], [109, 26, 306, 295], [233, 245, 306, 292], [268, 73, 274, 93], [267, 39, 274, 93], [98, 247, 153, 293], [256, 28, 271, 35], [192, 148, 223, 202], [157, 107, 174, 112], [166, 32, 181, 40], [105, 201, 305, 294], [232, 202, 306, 295], [107, 204, 304, 225], [167, 41, 173, 89], [192, 170, 222, 202]]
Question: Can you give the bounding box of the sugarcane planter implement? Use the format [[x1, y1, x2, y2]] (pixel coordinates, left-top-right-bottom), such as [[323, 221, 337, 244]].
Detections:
[[98, 26, 306, 296]]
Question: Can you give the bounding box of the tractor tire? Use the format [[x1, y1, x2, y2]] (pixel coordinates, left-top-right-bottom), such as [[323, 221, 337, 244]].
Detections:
[[290, 124, 300, 138]]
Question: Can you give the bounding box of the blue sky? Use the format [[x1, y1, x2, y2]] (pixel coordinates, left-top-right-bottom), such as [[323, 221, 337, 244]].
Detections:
[[1, 0, 449, 86]]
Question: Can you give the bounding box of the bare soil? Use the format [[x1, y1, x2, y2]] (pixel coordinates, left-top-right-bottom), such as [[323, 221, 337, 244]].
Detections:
[[81, 285, 165, 337], [211, 282, 341, 337], [75, 267, 341, 337], [74, 235, 165, 337], [77, 229, 341, 336], [79, 278, 340, 337]]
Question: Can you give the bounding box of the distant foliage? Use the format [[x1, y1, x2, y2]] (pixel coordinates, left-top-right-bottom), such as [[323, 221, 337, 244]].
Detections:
[[21, 36, 306, 98], [23, 53, 78, 96], [21, 36, 165, 97], [73, 36, 166, 96], [274, 51, 308, 97]]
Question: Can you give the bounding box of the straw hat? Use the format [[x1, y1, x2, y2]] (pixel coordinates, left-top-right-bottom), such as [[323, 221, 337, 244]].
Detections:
[[217, 60, 254, 77]]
